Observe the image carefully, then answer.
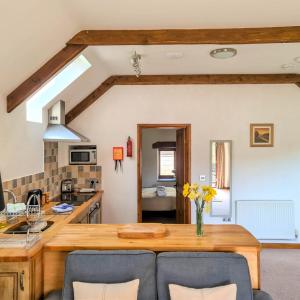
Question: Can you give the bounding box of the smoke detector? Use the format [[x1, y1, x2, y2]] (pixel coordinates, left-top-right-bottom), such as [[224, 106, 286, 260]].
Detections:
[[210, 48, 237, 59]]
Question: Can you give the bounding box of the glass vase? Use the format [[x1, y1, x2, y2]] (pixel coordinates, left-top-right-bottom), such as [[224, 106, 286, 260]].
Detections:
[[196, 207, 204, 237]]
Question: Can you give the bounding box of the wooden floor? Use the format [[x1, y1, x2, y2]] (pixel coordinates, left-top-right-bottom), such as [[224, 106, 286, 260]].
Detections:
[[262, 243, 300, 249]]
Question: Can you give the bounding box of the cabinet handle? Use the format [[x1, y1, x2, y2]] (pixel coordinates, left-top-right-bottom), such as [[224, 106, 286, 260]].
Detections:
[[20, 271, 25, 291]]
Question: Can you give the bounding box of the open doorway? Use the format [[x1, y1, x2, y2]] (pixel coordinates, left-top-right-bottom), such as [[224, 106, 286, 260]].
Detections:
[[137, 124, 191, 224]]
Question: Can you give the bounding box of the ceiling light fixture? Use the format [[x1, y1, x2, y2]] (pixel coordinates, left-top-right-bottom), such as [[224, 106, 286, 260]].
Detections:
[[131, 51, 142, 77], [210, 48, 237, 59]]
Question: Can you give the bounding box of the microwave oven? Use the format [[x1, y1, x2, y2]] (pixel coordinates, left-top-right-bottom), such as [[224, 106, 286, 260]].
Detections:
[[69, 145, 97, 165]]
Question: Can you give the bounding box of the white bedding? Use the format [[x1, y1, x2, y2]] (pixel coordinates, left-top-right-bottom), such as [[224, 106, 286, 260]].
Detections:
[[142, 187, 176, 211], [142, 187, 176, 198]]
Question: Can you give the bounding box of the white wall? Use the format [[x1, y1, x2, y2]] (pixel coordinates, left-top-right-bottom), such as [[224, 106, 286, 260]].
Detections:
[[0, 41, 108, 181], [0, 97, 45, 181], [142, 129, 176, 187], [62, 84, 300, 235], [0, 0, 79, 181]]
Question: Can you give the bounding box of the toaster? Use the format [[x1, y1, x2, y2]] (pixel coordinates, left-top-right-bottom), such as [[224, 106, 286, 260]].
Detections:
[[61, 179, 73, 193]]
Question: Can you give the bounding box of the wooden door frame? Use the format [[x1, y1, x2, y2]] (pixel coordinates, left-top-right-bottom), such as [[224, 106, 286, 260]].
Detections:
[[137, 124, 191, 223]]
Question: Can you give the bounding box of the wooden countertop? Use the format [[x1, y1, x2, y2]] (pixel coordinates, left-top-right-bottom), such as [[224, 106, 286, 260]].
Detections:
[[44, 224, 260, 252], [0, 191, 103, 261], [43, 224, 261, 292]]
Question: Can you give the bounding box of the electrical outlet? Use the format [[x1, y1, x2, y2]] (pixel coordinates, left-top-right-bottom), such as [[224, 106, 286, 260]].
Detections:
[[199, 175, 206, 182], [223, 217, 231, 222]]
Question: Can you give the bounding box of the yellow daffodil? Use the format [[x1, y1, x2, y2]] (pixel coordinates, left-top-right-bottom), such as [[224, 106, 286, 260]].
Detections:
[[183, 183, 216, 208], [209, 187, 217, 196], [204, 193, 213, 202], [188, 190, 197, 201], [183, 183, 190, 190], [190, 183, 199, 191], [202, 185, 209, 192], [182, 183, 190, 197], [182, 183, 217, 236]]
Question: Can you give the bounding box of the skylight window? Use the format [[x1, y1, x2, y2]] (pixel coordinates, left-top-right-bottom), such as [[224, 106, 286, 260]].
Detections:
[[26, 55, 91, 123]]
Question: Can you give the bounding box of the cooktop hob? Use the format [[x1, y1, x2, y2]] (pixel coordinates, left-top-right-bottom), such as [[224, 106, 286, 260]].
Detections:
[[53, 193, 95, 206]]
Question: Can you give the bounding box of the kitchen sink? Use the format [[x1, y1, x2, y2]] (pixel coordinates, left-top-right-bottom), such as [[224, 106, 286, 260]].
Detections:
[[4, 221, 54, 234]]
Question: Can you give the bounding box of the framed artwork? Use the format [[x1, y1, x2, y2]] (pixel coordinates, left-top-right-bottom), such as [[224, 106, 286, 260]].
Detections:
[[250, 123, 274, 147]]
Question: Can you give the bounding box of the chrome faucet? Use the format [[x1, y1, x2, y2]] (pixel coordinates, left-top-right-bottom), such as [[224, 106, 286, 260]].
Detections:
[[26, 194, 41, 226], [3, 189, 17, 204]]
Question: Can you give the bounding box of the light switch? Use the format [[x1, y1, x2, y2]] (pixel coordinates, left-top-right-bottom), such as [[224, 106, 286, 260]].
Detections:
[[199, 175, 206, 182]]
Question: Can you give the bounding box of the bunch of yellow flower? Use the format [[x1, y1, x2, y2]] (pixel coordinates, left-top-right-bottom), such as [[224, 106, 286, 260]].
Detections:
[[183, 183, 217, 212]]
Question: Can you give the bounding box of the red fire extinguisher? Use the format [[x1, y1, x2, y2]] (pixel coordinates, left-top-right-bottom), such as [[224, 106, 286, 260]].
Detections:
[[127, 136, 133, 157]]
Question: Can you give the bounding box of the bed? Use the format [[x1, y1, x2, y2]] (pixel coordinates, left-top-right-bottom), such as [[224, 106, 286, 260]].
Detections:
[[142, 187, 176, 211]]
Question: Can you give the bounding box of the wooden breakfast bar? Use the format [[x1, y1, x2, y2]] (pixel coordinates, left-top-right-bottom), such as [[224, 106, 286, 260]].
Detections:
[[43, 224, 261, 295]]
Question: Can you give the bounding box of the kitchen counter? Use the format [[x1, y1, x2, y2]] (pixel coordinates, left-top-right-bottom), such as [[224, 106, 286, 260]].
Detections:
[[45, 224, 259, 251], [43, 224, 261, 293], [0, 195, 261, 298], [0, 191, 103, 262]]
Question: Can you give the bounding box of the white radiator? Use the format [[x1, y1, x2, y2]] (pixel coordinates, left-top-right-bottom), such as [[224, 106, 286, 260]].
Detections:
[[236, 200, 295, 240]]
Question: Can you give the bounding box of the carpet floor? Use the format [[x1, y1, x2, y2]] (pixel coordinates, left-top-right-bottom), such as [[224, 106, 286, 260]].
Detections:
[[261, 249, 300, 300]]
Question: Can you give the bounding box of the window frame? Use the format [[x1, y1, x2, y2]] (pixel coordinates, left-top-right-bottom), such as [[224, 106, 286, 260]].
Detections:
[[26, 54, 91, 123], [157, 147, 176, 181]]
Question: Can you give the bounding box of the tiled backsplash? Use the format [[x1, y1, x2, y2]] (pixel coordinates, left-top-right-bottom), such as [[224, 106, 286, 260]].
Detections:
[[3, 142, 101, 203], [67, 165, 101, 189]]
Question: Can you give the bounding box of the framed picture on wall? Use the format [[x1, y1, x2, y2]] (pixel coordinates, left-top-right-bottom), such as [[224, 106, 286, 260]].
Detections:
[[250, 123, 274, 147]]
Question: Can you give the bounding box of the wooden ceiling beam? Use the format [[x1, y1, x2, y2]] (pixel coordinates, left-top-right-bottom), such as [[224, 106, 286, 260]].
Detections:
[[113, 74, 300, 85], [7, 44, 86, 112], [65, 73, 300, 124], [7, 26, 300, 113], [68, 27, 300, 45]]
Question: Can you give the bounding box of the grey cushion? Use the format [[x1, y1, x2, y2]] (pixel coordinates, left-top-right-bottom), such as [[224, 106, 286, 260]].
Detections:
[[253, 290, 273, 300], [62, 250, 156, 300], [157, 252, 254, 300]]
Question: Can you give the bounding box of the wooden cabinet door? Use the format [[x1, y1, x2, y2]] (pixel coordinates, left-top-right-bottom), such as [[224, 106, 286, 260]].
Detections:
[[78, 214, 89, 224], [0, 271, 18, 300], [0, 262, 30, 300], [69, 209, 89, 224]]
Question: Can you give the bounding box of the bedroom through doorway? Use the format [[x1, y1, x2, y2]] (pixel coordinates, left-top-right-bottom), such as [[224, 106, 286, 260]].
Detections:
[[137, 124, 191, 224]]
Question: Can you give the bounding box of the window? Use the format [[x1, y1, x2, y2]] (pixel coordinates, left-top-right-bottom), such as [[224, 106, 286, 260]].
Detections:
[[26, 55, 91, 123], [158, 149, 176, 180]]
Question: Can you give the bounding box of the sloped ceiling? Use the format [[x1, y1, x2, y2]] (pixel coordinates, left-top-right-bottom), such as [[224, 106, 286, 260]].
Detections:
[[91, 44, 300, 75], [1, 0, 300, 112], [0, 0, 79, 95], [62, 0, 300, 28]]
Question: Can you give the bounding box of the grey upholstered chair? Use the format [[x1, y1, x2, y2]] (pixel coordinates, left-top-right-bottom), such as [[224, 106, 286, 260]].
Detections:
[[45, 250, 157, 300], [157, 252, 272, 300]]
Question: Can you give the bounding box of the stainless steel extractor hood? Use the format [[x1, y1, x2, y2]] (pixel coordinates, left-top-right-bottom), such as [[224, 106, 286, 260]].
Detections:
[[43, 100, 89, 142]]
